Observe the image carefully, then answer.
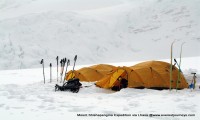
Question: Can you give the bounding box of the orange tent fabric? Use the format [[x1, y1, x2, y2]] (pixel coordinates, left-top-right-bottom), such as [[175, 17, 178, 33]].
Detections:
[[65, 64, 116, 82], [66, 61, 188, 89], [129, 61, 188, 89], [96, 61, 188, 89], [65, 67, 103, 82]]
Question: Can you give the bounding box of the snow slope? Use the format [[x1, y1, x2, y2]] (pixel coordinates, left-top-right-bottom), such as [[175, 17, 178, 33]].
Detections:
[[0, 58, 200, 120], [0, 0, 200, 70]]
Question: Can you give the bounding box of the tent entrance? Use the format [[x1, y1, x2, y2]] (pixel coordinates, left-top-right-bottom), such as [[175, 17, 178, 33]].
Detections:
[[110, 69, 128, 91]]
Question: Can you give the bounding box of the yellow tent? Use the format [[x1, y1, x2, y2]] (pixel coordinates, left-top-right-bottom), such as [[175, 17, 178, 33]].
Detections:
[[95, 67, 128, 88], [95, 66, 144, 89], [65, 64, 117, 82], [96, 61, 188, 89], [130, 61, 188, 89], [65, 67, 103, 82], [90, 64, 116, 76]]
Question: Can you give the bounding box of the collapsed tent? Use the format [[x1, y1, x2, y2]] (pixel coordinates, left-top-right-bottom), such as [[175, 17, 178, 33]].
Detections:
[[65, 64, 116, 82], [96, 61, 188, 90]]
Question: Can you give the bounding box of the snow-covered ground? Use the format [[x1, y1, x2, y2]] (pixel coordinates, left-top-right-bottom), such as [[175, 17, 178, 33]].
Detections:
[[0, 0, 200, 120], [0, 57, 200, 120], [0, 82, 199, 120], [0, 0, 200, 70]]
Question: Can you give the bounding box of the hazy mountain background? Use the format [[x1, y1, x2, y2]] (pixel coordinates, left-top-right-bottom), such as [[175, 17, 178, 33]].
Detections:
[[0, 0, 199, 70]]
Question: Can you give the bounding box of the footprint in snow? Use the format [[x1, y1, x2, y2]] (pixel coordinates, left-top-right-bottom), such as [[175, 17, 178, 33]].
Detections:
[[5, 106, 10, 110], [43, 98, 54, 103], [0, 91, 10, 96], [46, 106, 56, 110], [129, 103, 139, 108], [59, 104, 68, 108], [19, 95, 26, 100], [7, 95, 16, 99], [0, 104, 5, 107], [31, 109, 38, 112], [178, 104, 196, 112], [173, 98, 182, 102], [68, 107, 84, 112], [102, 110, 116, 114], [97, 96, 103, 100], [12, 106, 24, 109], [37, 105, 45, 109], [123, 107, 129, 111]]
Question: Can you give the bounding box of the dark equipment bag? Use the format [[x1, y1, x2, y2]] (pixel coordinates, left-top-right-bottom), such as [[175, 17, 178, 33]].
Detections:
[[55, 78, 82, 93]]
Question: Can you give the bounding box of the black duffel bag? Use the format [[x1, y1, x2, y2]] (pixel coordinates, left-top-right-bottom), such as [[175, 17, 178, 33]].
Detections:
[[55, 78, 82, 93]]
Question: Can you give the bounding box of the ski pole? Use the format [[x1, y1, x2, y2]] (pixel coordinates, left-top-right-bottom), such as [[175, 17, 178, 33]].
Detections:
[[40, 59, 45, 84], [63, 59, 70, 84], [50, 63, 52, 83], [56, 56, 59, 82], [71, 55, 77, 79]]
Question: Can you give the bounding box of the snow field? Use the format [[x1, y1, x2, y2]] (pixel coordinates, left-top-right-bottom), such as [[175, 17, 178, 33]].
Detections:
[[0, 57, 200, 120]]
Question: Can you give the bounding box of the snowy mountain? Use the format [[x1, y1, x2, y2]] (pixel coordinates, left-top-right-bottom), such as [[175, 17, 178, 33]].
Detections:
[[0, 0, 200, 70]]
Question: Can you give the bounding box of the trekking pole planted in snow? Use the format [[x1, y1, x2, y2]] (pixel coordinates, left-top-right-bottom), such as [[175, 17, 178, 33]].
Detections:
[[64, 58, 67, 64], [71, 55, 77, 79], [63, 59, 70, 84], [60, 58, 67, 83], [40, 59, 45, 84], [60, 59, 63, 82], [50, 63, 52, 83], [56, 56, 59, 82], [63, 58, 67, 74]]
